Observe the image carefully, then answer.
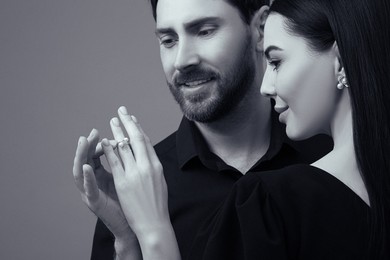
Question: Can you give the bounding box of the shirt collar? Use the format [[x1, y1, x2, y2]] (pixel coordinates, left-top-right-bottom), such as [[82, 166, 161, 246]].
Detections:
[[176, 117, 201, 169], [249, 108, 285, 170], [176, 105, 286, 172]]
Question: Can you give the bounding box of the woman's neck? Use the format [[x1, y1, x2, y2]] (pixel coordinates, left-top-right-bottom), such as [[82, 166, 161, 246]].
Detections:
[[312, 90, 370, 205]]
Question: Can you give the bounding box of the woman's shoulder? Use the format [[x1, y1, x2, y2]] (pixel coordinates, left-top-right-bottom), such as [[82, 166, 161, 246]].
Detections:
[[238, 164, 329, 195], [237, 164, 369, 212], [245, 163, 329, 184], [237, 164, 370, 257], [193, 164, 371, 259]]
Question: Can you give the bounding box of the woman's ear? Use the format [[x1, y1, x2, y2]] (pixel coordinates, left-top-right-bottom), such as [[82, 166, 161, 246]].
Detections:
[[333, 42, 343, 76], [333, 42, 350, 89], [251, 5, 269, 53]]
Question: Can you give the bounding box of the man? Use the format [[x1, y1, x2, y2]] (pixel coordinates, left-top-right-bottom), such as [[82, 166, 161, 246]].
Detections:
[[74, 0, 331, 258]]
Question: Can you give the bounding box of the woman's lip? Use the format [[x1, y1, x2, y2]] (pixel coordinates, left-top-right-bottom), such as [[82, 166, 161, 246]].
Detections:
[[274, 106, 289, 114]]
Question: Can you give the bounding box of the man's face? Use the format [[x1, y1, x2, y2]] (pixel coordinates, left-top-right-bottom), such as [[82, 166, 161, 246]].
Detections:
[[155, 0, 256, 122]]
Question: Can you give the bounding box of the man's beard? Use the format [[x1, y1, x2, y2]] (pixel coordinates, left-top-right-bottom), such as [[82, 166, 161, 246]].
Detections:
[[167, 35, 256, 123]]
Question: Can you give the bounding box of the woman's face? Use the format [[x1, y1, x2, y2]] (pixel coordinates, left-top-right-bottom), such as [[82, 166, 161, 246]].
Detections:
[[261, 13, 340, 140]]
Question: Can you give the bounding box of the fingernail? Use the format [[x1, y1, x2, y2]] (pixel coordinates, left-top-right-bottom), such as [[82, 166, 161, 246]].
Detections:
[[119, 106, 128, 115], [78, 136, 83, 145], [131, 115, 138, 123], [89, 128, 96, 137], [111, 117, 120, 126], [102, 139, 110, 147]]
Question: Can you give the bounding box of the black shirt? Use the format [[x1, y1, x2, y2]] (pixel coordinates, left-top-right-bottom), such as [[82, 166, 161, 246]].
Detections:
[[189, 164, 373, 260], [90, 113, 332, 259]]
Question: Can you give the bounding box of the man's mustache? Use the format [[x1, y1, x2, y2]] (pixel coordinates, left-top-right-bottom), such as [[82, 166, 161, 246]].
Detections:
[[173, 68, 218, 86]]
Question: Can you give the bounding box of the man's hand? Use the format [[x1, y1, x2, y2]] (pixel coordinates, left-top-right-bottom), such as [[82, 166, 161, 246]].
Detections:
[[72, 129, 140, 255]]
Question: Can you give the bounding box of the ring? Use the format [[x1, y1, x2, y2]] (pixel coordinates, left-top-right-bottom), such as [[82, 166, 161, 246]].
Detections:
[[117, 137, 130, 148]]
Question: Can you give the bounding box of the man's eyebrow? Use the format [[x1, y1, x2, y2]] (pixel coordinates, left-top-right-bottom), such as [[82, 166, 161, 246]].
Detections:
[[183, 17, 222, 31], [264, 45, 283, 59], [155, 27, 175, 36], [155, 17, 222, 36]]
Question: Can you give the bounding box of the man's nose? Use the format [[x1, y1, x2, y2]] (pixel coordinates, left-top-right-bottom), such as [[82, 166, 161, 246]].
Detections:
[[174, 39, 200, 72], [260, 70, 276, 98]]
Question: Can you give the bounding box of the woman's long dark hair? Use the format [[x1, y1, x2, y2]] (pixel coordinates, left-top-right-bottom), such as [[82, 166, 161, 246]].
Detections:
[[270, 0, 390, 258]]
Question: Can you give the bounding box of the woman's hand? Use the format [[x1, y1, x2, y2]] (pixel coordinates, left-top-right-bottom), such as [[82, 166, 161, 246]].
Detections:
[[73, 129, 140, 259], [102, 106, 181, 260]]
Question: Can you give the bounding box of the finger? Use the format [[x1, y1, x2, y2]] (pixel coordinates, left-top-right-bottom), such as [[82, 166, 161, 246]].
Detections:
[[83, 164, 99, 202], [110, 117, 135, 170], [131, 115, 160, 165], [87, 129, 108, 172], [73, 136, 88, 192], [87, 128, 99, 156], [118, 106, 150, 165], [87, 129, 100, 163], [86, 129, 100, 169], [94, 140, 118, 158], [102, 138, 125, 177]]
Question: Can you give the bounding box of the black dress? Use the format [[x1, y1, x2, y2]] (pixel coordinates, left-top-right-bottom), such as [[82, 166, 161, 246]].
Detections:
[[189, 164, 372, 260]]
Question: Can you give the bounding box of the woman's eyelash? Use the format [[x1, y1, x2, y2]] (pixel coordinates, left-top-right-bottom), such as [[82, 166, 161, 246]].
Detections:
[[268, 60, 281, 71]]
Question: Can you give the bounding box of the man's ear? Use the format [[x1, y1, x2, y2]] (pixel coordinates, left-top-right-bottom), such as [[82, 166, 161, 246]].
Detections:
[[250, 5, 269, 53]]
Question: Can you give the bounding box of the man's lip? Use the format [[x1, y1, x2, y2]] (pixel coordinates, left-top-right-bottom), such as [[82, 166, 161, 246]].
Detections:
[[274, 105, 289, 114], [177, 77, 214, 87]]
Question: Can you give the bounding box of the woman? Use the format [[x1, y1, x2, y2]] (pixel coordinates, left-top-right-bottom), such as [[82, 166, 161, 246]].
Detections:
[[189, 0, 390, 257], [76, 0, 390, 258]]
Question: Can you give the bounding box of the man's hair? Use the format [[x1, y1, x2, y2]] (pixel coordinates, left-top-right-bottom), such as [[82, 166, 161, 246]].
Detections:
[[149, 0, 269, 24]]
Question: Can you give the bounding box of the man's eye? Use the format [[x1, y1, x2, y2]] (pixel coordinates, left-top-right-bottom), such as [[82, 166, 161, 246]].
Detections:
[[160, 38, 176, 48], [198, 28, 215, 37]]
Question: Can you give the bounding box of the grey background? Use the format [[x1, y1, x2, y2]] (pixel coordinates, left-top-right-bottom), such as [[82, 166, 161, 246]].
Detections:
[[0, 0, 181, 259]]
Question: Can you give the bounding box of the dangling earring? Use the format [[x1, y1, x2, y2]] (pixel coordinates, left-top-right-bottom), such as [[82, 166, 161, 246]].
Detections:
[[337, 68, 349, 89]]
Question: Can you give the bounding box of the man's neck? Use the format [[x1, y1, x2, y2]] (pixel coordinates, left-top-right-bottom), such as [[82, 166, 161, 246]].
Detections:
[[195, 96, 272, 174]]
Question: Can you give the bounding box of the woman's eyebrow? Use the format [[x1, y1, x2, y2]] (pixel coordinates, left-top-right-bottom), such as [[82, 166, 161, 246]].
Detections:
[[264, 45, 283, 59]]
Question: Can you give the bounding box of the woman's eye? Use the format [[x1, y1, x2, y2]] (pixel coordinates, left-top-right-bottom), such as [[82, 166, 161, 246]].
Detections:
[[268, 60, 281, 71]]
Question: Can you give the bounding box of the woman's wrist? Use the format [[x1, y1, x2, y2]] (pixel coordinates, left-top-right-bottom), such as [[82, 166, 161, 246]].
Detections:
[[114, 234, 142, 260], [135, 223, 181, 260]]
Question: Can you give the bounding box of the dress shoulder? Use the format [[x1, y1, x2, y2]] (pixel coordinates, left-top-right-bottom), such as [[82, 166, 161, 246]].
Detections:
[[189, 164, 371, 260], [189, 168, 289, 260], [245, 164, 369, 213]]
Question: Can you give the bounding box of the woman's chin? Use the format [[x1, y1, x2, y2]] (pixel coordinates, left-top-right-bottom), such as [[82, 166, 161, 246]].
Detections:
[[285, 126, 311, 141]]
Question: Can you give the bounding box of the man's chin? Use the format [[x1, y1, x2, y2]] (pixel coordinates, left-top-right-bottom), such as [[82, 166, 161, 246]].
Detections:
[[182, 112, 216, 123], [182, 92, 210, 104], [179, 100, 226, 123]]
